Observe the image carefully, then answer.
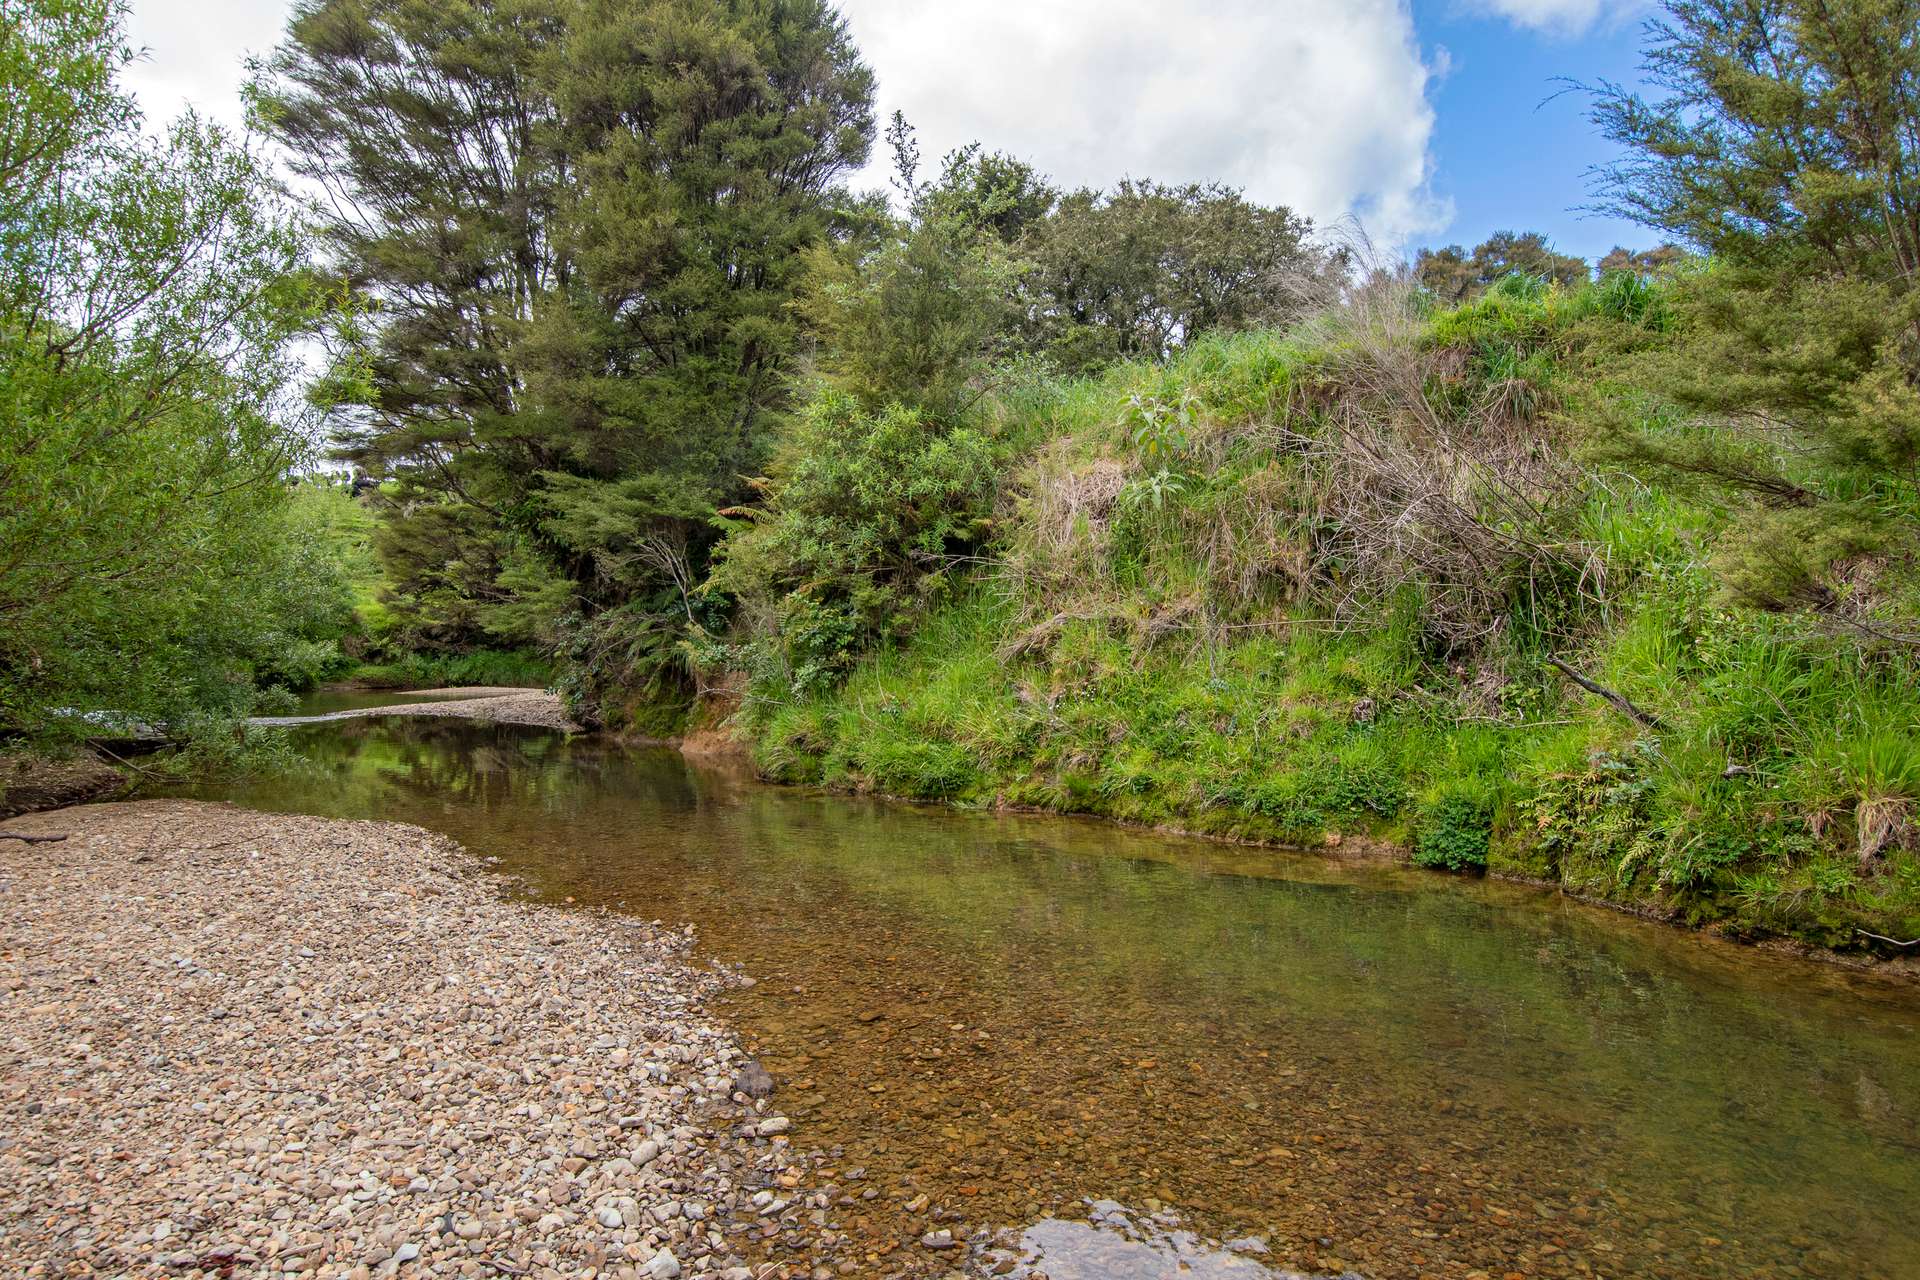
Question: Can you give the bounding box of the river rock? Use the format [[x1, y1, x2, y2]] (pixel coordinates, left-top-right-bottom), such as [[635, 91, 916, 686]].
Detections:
[[735, 1059, 776, 1099]]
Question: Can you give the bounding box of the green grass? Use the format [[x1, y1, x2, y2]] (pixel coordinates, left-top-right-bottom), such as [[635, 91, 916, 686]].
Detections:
[[344, 648, 553, 690], [731, 282, 1920, 954]]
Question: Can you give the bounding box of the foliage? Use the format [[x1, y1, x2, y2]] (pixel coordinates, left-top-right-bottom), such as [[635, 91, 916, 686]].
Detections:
[[1597, 243, 1691, 277], [710, 393, 1000, 699], [1415, 231, 1590, 304], [1023, 179, 1333, 372], [0, 0, 347, 744], [1414, 777, 1496, 872], [794, 211, 1026, 421], [1587, 0, 1920, 645], [257, 0, 877, 667], [345, 648, 552, 690]]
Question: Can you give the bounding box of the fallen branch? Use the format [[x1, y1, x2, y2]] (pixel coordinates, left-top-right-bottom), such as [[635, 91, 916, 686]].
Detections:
[[0, 832, 68, 844], [1547, 657, 1666, 730], [1857, 930, 1920, 948]]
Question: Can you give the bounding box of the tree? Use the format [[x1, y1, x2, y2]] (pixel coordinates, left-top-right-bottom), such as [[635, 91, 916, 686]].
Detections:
[[1415, 231, 1590, 304], [1023, 179, 1330, 372], [1597, 243, 1690, 277], [793, 128, 1030, 421], [0, 0, 341, 743], [257, 0, 876, 683], [1589, 0, 1920, 636]]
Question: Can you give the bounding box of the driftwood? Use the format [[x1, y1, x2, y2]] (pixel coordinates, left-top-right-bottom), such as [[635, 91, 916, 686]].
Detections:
[[1547, 657, 1666, 730], [0, 832, 68, 844], [1858, 930, 1920, 948]]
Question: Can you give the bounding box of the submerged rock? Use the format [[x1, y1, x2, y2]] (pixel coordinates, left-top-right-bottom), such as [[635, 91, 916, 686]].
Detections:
[[735, 1058, 776, 1098]]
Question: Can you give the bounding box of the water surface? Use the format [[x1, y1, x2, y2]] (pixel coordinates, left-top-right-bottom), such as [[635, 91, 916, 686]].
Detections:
[[173, 719, 1920, 1279]]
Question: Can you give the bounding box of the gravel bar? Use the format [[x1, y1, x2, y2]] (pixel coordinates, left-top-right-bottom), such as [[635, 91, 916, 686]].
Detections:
[[251, 692, 581, 733], [0, 801, 808, 1280]]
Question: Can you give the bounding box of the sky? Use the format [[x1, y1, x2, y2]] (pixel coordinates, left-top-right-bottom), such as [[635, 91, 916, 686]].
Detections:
[[120, 0, 1659, 263]]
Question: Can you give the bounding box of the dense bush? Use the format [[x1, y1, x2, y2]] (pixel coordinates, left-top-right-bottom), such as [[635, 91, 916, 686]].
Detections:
[[0, 0, 351, 746], [710, 394, 1001, 700]]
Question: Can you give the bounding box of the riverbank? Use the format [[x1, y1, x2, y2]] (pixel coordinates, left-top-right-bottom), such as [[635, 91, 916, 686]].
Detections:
[[0, 750, 126, 819], [0, 801, 815, 1279]]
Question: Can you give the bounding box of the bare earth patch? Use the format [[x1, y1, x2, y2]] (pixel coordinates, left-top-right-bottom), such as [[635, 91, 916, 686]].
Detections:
[[1, 752, 126, 820], [0, 801, 805, 1280]]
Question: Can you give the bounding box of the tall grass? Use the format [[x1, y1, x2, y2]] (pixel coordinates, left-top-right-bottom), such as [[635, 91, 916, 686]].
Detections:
[[737, 274, 1920, 951]]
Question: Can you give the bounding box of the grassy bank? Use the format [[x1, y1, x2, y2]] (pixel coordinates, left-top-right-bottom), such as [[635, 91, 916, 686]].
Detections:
[[341, 648, 553, 690], [729, 282, 1920, 954]]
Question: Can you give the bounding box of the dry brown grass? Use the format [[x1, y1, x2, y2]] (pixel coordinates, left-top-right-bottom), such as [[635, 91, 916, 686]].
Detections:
[[994, 254, 1598, 662]]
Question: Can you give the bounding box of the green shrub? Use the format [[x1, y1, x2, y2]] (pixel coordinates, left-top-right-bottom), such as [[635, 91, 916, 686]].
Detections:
[[1414, 777, 1497, 873]]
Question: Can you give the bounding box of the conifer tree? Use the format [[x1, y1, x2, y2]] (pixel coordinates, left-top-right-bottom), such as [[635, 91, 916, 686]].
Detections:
[[257, 0, 874, 672], [1590, 0, 1920, 635]]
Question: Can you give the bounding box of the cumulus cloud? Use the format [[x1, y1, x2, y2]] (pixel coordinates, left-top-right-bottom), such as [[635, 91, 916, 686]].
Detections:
[[1459, 0, 1647, 37], [119, 0, 1454, 246], [838, 0, 1451, 246]]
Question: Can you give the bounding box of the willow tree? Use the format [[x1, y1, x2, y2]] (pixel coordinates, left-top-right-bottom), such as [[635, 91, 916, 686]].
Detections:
[[258, 0, 874, 712], [1, 0, 341, 743], [1590, 0, 1920, 639]]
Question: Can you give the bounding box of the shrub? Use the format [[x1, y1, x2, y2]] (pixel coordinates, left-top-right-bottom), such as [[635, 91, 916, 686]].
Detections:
[[1414, 777, 1497, 872], [711, 393, 1001, 708]]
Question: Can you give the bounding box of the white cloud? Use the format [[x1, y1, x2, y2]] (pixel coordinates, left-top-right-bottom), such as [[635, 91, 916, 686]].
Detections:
[[122, 0, 287, 136], [1459, 0, 1646, 38], [120, 0, 1453, 245], [837, 0, 1450, 245]]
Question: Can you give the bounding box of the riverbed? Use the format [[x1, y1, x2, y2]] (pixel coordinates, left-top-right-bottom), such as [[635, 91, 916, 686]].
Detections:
[[168, 715, 1920, 1280]]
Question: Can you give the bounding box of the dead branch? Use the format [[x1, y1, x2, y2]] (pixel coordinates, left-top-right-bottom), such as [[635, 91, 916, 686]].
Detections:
[[1547, 657, 1667, 730]]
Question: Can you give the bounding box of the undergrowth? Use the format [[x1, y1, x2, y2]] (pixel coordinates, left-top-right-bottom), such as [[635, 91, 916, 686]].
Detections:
[[345, 648, 553, 690], [729, 276, 1920, 953]]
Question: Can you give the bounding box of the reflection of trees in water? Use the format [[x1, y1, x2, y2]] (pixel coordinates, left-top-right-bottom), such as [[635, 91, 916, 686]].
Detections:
[[702, 772, 1920, 1241], [186, 721, 1920, 1268], [294, 721, 702, 820]]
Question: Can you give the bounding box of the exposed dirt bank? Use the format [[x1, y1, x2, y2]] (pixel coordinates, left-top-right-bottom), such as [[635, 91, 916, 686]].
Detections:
[[0, 801, 814, 1279], [0, 750, 127, 819]]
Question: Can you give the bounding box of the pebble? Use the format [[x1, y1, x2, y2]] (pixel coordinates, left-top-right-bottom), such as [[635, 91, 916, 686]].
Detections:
[[0, 802, 830, 1280]]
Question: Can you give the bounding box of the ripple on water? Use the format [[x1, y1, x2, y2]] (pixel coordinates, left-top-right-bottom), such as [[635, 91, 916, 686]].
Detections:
[[997, 1200, 1341, 1279]]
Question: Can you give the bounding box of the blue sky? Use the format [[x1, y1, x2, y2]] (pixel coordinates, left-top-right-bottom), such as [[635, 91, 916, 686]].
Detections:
[[1413, 0, 1654, 260], [126, 0, 1666, 265]]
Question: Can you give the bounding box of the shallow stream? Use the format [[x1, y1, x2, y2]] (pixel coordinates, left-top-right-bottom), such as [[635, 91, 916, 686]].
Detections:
[[172, 717, 1920, 1279]]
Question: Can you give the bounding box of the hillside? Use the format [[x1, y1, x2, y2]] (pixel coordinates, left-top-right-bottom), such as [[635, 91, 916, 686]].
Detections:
[[722, 275, 1920, 952]]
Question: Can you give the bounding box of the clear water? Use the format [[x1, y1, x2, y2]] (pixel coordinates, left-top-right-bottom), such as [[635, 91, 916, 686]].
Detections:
[[171, 719, 1920, 1280]]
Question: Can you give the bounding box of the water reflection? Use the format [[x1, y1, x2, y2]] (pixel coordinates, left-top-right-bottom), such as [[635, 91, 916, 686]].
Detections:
[[174, 719, 1920, 1279]]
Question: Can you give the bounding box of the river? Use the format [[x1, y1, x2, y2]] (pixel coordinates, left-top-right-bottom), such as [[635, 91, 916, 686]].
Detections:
[[169, 715, 1920, 1280]]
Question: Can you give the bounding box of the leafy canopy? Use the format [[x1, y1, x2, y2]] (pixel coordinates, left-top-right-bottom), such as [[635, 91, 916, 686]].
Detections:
[[0, 0, 339, 743]]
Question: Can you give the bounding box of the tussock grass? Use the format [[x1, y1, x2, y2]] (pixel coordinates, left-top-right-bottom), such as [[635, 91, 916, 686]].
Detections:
[[737, 275, 1920, 952]]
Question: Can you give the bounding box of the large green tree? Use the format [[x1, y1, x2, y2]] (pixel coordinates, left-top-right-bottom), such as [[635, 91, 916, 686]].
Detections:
[[0, 0, 341, 744], [1415, 231, 1591, 304], [1022, 179, 1329, 372], [258, 0, 875, 688], [1590, 0, 1920, 639]]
